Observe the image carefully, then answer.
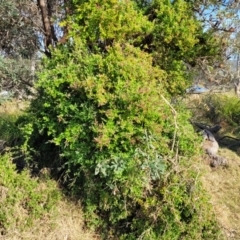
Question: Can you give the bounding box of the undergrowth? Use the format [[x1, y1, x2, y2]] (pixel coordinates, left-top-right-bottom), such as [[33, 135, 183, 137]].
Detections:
[[0, 153, 61, 235], [0, 103, 23, 147], [0, 101, 62, 236]]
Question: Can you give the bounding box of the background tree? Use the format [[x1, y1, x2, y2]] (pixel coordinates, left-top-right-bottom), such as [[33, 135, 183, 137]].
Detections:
[[188, 0, 240, 85], [0, 0, 70, 95]]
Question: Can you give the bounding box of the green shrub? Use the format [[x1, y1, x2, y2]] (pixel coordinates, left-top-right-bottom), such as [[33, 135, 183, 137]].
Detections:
[[210, 94, 240, 126], [18, 0, 223, 238], [192, 93, 240, 126], [18, 41, 223, 239], [0, 153, 61, 234]]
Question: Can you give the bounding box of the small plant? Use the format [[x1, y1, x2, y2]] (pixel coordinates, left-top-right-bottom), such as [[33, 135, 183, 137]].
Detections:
[[0, 113, 21, 147], [211, 94, 240, 126]]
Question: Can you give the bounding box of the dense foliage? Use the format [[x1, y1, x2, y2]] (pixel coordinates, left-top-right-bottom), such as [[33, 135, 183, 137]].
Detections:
[[19, 0, 225, 239], [135, 0, 222, 94]]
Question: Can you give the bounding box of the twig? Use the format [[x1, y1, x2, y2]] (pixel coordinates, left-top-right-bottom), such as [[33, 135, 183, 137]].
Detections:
[[218, 135, 240, 142], [160, 95, 178, 152]]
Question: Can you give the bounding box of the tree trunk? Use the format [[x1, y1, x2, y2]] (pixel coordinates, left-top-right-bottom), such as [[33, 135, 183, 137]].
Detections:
[[37, 0, 57, 57]]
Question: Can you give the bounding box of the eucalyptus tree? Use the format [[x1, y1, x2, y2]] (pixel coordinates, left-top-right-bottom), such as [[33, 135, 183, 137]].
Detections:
[[0, 0, 69, 94]]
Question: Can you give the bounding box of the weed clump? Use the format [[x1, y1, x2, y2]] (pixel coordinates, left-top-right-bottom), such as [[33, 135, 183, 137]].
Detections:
[[0, 153, 61, 235], [189, 93, 240, 127]]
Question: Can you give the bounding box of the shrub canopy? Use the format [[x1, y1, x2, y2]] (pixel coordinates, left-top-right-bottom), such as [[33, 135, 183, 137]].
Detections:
[[20, 0, 223, 238]]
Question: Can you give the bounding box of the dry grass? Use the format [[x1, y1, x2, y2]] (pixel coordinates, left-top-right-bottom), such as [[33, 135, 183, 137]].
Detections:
[[0, 100, 28, 115], [185, 91, 240, 239], [0, 197, 99, 240], [200, 148, 240, 239]]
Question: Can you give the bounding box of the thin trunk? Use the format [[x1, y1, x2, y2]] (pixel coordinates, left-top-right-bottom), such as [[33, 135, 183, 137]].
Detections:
[[37, 0, 57, 57]]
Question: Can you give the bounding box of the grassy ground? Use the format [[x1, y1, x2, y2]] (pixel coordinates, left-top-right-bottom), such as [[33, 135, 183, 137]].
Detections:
[[186, 90, 240, 239], [201, 148, 240, 239]]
